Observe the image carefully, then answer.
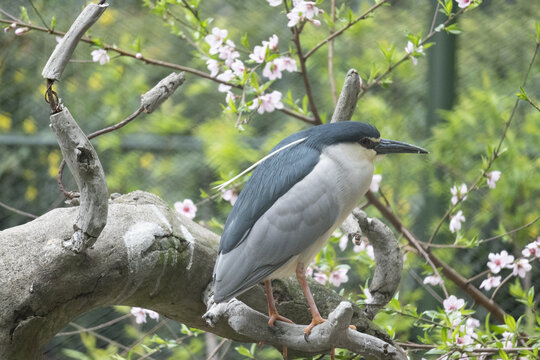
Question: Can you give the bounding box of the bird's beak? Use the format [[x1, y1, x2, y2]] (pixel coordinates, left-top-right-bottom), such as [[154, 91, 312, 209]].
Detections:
[[374, 138, 428, 155]]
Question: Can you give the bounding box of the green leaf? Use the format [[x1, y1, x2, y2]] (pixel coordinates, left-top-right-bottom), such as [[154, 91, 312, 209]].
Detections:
[[235, 346, 254, 358], [134, 36, 142, 52], [241, 33, 249, 49], [517, 86, 529, 100], [536, 22, 540, 43], [445, 23, 462, 35], [302, 95, 308, 114], [504, 314, 516, 332], [499, 349, 509, 360], [20, 6, 30, 23], [50, 15, 56, 31]]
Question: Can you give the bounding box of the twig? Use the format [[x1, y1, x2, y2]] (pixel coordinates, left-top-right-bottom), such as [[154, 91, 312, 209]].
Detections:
[[0, 200, 37, 219], [328, 0, 337, 106], [428, 1, 441, 34], [291, 26, 322, 124], [358, 7, 467, 98], [304, 0, 392, 59], [56, 314, 132, 336], [427, 42, 539, 246], [490, 272, 514, 301], [27, 0, 49, 31], [365, 191, 506, 322], [278, 107, 318, 125], [206, 338, 230, 360], [426, 216, 540, 249]]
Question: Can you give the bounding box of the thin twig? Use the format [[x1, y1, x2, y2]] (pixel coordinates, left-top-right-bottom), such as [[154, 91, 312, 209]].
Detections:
[[490, 272, 515, 301], [304, 0, 392, 59], [206, 338, 230, 360], [365, 191, 506, 322], [291, 25, 322, 124], [358, 7, 467, 98], [429, 1, 441, 34], [56, 314, 132, 336], [328, 0, 337, 106], [426, 42, 539, 246], [0, 200, 38, 219], [27, 0, 49, 30], [426, 216, 540, 249]]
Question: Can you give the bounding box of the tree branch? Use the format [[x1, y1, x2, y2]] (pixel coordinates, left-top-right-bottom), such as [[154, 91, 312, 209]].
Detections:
[[0, 191, 399, 359]]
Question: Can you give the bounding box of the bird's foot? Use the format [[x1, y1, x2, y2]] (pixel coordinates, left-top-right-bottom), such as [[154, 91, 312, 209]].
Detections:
[[268, 311, 295, 327], [303, 315, 326, 341], [282, 345, 287, 360]]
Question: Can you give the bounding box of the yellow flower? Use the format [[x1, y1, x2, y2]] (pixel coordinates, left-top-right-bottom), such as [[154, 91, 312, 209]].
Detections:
[[140, 153, 154, 169], [88, 72, 104, 91], [23, 117, 37, 134], [25, 186, 38, 202], [0, 112, 11, 132]]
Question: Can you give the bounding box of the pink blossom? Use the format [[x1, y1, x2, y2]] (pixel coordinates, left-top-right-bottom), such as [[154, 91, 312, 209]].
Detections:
[[205, 27, 228, 54], [501, 332, 514, 348], [221, 189, 238, 205], [305, 265, 314, 277], [449, 210, 466, 233], [206, 59, 220, 77], [174, 199, 197, 219], [456, 0, 472, 9], [486, 170, 501, 189], [339, 234, 348, 251], [249, 91, 284, 114], [443, 295, 465, 313], [287, 1, 323, 27], [135, 52, 143, 59], [363, 288, 373, 304], [263, 34, 279, 52], [313, 272, 327, 285], [512, 259, 532, 278], [230, 60, 245, 77], [225, 91, 239, 105], [14, 27, 29, 36], [249, 45, 267, 63], [217, 70, 234, 92], [465, 317, 480, 330], [329, 267, 349, 287], [370, 174, 382, 192], [218, 39, 239, 66], [276, 56, 298, 72], [487, 250, 514, 274], [405, 41, 424, 66], [91, 49, 110, 65], [267, 0, 282, 6], [479, 275, 501, 291], [450, 183, 468, 205], [522, 239, 540, 258], [130, 307, 159, 324], [353, 241, 374, 260], [262, 60, 283, 80], [423, 275, 444, 286]]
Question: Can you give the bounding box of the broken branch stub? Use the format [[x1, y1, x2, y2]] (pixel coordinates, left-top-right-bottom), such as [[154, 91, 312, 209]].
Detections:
[[41, 2, 109, 81], [352, 209, 403, 319], [141, 72, 186, 113], [330, 69, 362, 123], [50, 107, 108, 252]]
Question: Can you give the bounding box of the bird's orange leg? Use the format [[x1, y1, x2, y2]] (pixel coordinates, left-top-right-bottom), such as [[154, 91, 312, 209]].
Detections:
[[296, 262, 326, 337], [264, 279, 294, 327]]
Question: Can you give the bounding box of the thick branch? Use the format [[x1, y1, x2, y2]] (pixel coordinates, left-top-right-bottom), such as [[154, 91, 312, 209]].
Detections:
[[49, 107, 108, 252], [330, 69, 361, 123], [41, 2, 108, 81], [0, 191, 395, 360]]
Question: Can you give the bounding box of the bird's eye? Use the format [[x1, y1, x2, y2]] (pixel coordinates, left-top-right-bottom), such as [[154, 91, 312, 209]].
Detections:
[[359, 138, 374, 148]]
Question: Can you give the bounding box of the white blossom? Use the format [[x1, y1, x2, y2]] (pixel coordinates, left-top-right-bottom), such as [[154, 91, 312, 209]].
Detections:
[[174, 199, 197, 219], [370, 174, 382, 192], [486, 170, 501, 189], [479, 275, 501, 291], [487, 250, 514, 274], [449, 210, 466, 233], [512, 259, 532, 278], [91, 49, 110, 65], [443, 295, 465, 313]]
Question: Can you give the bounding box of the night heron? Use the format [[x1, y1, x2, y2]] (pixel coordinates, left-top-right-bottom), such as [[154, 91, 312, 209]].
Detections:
[[212, 121, 427, 335]]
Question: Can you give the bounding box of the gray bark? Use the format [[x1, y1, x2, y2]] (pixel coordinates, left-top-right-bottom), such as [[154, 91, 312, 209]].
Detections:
[[0, 191, 403, 359], [330, 69, 362, 123], [50, 107, 108, 252], [41, 2, 109, 81]]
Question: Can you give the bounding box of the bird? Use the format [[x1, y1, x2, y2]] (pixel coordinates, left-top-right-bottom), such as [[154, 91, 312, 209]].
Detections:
[[212, 121, 427, 336]]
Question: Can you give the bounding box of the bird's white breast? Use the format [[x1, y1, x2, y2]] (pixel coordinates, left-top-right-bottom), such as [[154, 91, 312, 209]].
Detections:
[[269, 142, 375, 278]]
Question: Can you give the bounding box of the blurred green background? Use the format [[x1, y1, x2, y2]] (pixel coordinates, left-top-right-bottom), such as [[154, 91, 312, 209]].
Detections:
[[0, 0, 539, 359]]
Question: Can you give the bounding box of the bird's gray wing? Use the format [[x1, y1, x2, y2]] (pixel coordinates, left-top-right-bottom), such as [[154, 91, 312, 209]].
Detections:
[[213, 154, 341, 302], [218, 128, 319, 254]]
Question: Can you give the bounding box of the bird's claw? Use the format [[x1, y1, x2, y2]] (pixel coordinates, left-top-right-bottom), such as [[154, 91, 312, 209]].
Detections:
[[268, 312, 295, 327], [303, 316, 326, 341]]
